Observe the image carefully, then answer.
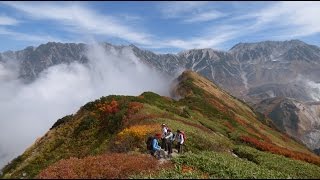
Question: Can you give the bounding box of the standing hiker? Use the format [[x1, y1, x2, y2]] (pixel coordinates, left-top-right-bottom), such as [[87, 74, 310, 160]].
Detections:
[[176, 130, 185, 154], [161, 124, 168, 151], [165, 128, 174, 158]]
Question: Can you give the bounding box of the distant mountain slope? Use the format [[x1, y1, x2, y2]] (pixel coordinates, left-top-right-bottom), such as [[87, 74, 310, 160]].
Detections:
[[1, 71, 320, 179], [2, 40, 320, 102], [229, 40, 320, 102], [255, 97, 320, 152], [0, 42, 88, 82]]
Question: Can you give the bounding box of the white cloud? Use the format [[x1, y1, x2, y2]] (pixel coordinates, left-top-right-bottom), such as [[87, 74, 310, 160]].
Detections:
[[164, 1, 320, 50], [0, 15, 18, 25], [3, 2, 152, 45], [160, 1, 209, 18], [160, 29, 237, 50], [0, 42, 172, 168], [159, 1, 225, 23], [247, 2, 320, 38], [183, 10, 225, 23], [0, 27, 63, 43]]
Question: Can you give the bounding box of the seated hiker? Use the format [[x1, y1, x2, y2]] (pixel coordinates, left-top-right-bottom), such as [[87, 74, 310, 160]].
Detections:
[[161, 124, 168, 151], [176, 130, 185, 154], [149, 133, 165, 159], [165, 128, 174, 158]]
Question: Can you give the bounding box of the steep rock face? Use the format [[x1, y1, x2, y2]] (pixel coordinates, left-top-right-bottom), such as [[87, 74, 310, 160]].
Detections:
[[255, 98, 320, 151], [247, 83, 313, 103], [0, 42, 88, 82], [178, 49, 244, 97], [229, 40, 320, 102]]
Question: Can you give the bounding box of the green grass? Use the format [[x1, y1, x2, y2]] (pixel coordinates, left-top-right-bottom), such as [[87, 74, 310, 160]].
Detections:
[[233, 145, 320, 178], [130, 164, 207, 179], [138, 151, 288, 179]]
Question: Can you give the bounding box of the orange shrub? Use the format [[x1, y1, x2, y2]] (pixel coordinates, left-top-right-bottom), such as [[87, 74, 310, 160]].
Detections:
[[95, 99, 119, 117], [112, 124, 159, 152], [117, 124, 159, 140], [37, 153, 170, 179], [181, 165, 195, 173]]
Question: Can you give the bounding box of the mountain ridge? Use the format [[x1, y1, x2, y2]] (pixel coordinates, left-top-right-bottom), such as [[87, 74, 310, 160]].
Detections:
[[2, 70, 320, 179]]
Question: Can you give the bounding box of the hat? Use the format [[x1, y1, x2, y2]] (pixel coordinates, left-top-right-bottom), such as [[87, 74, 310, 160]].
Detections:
[[155, 133, 161, 137], [161, 123, 166, 126]]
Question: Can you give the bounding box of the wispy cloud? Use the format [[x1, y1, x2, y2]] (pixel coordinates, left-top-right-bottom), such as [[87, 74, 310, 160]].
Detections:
[[3, 2, 152, 45], [1, 1, 320, 52], [149, 25, 239, 50], [0, 27, 63, 43], [183, 10, 225, 23], [159, 1, 320, 50], [159, 1, 225, 23], [246, 2, 320, 38], [160, 1, 209, 18], [0, 15, 19, 25]]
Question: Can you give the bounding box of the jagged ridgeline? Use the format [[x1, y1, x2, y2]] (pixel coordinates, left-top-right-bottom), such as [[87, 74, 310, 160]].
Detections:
[[1, 71, 320, 179]]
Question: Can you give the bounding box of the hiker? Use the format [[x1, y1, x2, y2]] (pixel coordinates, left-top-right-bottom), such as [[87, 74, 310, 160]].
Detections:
[[152, 133, 166, 159], [165, 128, 174, 158], [176, 130, 185, 154], [161, 124, 168, 151]]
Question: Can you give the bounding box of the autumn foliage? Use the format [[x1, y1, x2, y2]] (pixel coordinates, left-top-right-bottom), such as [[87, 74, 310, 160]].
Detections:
[[223, 121, 235, 132], [128, 102, 144, 114], [112, 124, 159, 152], [37, 153, 169, 179], [240, 135, 320, 166], [234, 116, 248, 126], [95, 99, 119, 116]]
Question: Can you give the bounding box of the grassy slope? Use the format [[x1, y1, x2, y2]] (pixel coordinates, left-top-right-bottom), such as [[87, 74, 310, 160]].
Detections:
[[1, 70, 320, 179]]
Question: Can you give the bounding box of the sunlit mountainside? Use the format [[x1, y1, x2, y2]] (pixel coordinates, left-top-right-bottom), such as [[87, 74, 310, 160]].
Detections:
[[2, 70, 320, 179]]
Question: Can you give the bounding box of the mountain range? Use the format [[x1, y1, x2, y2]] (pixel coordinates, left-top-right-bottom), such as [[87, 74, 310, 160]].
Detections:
[[1, 39, 320, 152]]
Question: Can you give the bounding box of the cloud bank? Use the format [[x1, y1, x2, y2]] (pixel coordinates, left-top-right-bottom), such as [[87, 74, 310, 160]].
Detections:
[[0, 42, 172, 168]]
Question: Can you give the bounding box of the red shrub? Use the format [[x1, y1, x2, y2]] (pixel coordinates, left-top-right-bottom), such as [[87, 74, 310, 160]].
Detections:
[[240, 135, 320, 166], [127, 102, 144, 115], [37, 153, 171, 179], [95, 99, 119, 117]]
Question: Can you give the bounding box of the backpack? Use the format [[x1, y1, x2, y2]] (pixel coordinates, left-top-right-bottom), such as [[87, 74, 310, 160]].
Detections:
[[171, 133, 176, 142], [146, 136, 155, 150], [181, 131, 186, 142]]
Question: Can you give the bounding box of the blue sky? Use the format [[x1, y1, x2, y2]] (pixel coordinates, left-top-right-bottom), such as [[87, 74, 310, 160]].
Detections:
[[0, 1, 319, 53]]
